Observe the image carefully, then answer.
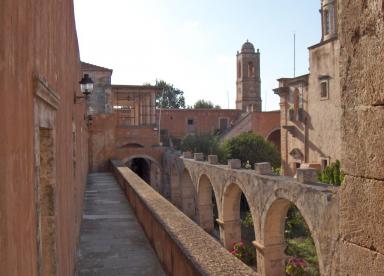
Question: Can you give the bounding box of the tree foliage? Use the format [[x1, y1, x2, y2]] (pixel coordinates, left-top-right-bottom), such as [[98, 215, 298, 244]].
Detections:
[[317, 160, 344, 186], [193, 99, 221, 109], [180, 133, 221, 157], [153, 79, 185, 109], [221, 132, 280, 168]]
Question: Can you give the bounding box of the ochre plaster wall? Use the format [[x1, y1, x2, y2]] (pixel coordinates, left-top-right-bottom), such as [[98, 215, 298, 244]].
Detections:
[[0, 1, 88, 275], [307, 39, 341, 164]]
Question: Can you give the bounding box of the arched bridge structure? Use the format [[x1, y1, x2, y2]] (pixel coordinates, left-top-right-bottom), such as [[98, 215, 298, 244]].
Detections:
[[167, 155, 339, 276]]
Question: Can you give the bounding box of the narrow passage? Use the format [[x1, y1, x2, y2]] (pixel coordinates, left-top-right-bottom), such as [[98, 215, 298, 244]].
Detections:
[[77, 173, 165, 276]]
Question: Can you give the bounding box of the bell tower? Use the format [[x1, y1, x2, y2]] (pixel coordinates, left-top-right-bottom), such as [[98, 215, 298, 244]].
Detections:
[[236, 40, 262, 112], [321, 0, 338, 41]]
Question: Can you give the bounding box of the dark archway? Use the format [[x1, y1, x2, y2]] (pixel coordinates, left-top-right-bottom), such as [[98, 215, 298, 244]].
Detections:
[[267, 129, 281, 153], [197, 174, 219, 238], [222, 183, 256, 267], [263, 199, 320, 275], [129, 158, 150, 184]]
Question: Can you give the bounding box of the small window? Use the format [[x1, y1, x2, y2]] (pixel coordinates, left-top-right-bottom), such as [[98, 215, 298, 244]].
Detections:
[[219, 118, 229, 130], [320, 81, 329, 99], [321, 158, 329, 170], [187, 118, 194, 125]]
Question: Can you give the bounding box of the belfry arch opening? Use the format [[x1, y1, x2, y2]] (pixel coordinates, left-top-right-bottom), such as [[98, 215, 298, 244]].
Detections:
[[267, 129, 281, 153], [197, 175, 219, 238], [222, 183, 256, 267], [263, 199, 320, 275]]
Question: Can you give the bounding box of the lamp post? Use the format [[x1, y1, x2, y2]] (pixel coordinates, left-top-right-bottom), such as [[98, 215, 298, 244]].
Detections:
[[75, 73, 94, 103]]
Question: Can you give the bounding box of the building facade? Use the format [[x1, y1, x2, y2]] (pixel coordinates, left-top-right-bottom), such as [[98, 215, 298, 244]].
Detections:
[[274, 0, 341, 176]]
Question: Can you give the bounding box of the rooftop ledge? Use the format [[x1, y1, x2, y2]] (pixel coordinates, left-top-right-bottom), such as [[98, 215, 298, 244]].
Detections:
[[110, 159, 257, 276]]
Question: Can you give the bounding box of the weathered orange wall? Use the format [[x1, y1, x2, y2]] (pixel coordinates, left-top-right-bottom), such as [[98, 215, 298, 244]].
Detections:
[[0, 0, 88, 275], [158, 109, 242, 139], [89, 114, 163, 172], [250, 111, 280, 138]]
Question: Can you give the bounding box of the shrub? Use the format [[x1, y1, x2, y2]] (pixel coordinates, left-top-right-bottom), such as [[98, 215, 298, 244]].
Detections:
[[230, 241, 256, 266], [222, 132, 280, 168], [317, 160, 344, 186], [180, 133, 221, 157], [286, 258, 308, 276], [241, 211, 253, 228], [285, 205, 310, 239]]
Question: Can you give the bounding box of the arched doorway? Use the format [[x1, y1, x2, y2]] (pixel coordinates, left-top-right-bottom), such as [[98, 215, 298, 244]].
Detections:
[[181, 169, 196, 220], [129, 158, 150, 183], [125, 156, 162, 191], [222, 183, 257, 267], [262, 199, 320, 275], [197, 174, 219, 238], [267, 128, 281, 153]]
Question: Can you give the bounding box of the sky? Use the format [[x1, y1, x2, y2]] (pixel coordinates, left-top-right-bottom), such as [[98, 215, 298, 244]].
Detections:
[[74, 0, 321, 111]]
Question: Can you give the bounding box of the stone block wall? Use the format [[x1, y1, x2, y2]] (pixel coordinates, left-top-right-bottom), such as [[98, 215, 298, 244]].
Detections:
[[339, 0, 384, 274]]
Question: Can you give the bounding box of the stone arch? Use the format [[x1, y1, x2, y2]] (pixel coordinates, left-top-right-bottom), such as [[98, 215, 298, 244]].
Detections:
[[122, 154, 160, 166], [266, 128, 281, 153], [181, 169, 196, 220], [196, 174, 219, 234], [119, 143, 144, 148], [221, 182, 258, 251], [260, 192, 322, 276], [124, 155, 161, 191]]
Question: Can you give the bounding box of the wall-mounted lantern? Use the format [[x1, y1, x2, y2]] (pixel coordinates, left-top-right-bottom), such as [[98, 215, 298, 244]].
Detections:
[[75, 74, 94, 103]]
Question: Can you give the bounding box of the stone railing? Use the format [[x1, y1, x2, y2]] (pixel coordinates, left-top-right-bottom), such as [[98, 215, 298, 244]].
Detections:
[[110, 160, 256, 276]]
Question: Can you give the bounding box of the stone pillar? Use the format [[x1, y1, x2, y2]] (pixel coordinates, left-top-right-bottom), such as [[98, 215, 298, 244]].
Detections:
[[217, 218, 241, 249], [228, 159, 241, 169], [207, 155, 218, 164], [182, 151, 193, 159], [296, 168, 317, 183], [253, 240, 286, 276], [254, 162, 272, 175], [194, 153, 204, 161], [198, 203, 214, 233], [338, 1, 384, 274]]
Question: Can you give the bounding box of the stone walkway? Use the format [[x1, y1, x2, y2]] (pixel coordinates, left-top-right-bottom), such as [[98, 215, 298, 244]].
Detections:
[[77, 173, 165, 276]]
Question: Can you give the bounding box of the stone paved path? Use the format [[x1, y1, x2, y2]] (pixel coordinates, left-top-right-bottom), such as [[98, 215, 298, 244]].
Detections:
[[77, 173, 166, 276]]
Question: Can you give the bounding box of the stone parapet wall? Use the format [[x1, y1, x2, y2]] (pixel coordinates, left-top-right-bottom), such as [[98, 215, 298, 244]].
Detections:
[[161, 152, 340, 275], [110, 160, 256, 276]]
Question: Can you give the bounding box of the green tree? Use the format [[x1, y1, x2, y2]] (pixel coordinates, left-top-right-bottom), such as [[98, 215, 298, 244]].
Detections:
[[153, 80, 186, 109], [222, 132, 280, 168], [193, 99, 221, 109]]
